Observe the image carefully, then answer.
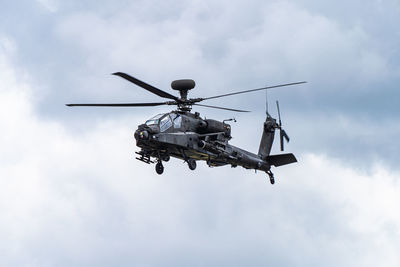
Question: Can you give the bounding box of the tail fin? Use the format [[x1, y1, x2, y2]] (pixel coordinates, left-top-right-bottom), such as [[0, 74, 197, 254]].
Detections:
[[267, 153, 297, 166], [258, 116, 276, 160]]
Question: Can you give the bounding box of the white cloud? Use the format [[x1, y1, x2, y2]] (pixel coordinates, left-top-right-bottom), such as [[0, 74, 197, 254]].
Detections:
[[54, 0, 390, 98], [291, 154, 400, 267]]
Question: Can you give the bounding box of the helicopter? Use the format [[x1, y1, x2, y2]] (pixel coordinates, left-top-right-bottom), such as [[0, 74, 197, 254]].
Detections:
[[66, 72, 306, 184]]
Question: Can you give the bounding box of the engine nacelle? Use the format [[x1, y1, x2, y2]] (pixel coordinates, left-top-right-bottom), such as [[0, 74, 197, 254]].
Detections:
[[198, 140, 221, 154], [198, 119, 231, 137]]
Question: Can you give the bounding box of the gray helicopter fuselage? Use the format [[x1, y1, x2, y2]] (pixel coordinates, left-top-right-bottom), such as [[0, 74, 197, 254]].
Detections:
[[134, 111, 272, 172]]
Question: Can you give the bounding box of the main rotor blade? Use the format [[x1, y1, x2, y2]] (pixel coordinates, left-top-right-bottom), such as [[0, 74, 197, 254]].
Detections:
[[66, 102, 170, 107], [202, 81, 307, 101], [113, 72, 179, 101], [193, 103, 250, 112]]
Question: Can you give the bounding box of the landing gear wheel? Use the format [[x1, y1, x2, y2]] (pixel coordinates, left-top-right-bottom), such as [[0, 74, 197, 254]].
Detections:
[[162, 154, 170, 162], [188, 159, 196, 170], [155, 162, 164, 175]]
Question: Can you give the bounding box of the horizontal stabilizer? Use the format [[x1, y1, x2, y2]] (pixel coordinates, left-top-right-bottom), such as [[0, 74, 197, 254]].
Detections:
[[267, 153, 297, 167]]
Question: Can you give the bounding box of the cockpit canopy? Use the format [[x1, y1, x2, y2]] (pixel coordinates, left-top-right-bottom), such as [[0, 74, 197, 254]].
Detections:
[[145, 112, 182, 132], [145, 113, 164, 126]]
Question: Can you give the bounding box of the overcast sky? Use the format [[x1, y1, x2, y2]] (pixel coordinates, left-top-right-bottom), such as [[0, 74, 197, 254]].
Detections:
[[1, 0, 400, 266]]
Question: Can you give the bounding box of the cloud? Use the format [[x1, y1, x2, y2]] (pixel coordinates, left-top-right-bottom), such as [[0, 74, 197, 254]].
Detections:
[[54, 1, 393, 89], [1, 35, 400, 266], [0, 37, 138, 265], [36, 0, 58, 12], [1, 1, 400, 265]]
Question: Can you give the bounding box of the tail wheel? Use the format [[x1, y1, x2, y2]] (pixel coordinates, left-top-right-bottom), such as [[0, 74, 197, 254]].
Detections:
[[267, 170, 275, 184], [188, 159, 196, 170], [269, 176, 275, 184], [155, 162, 164, 175]]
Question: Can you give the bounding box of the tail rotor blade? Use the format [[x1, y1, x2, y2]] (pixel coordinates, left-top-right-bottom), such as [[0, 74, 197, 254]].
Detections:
[[281, 129, 290, 143], [276, 100, 282, 126], [275, 101, 290, 151]]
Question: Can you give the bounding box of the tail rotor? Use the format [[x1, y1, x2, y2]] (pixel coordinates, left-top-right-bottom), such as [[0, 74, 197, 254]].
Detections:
[[276, 101, 290, 151]]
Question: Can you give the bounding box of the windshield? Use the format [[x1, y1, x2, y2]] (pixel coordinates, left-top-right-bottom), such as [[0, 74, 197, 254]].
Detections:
[[145, 113, 165, 126]]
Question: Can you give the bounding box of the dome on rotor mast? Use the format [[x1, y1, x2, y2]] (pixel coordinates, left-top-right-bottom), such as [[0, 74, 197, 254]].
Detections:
[[171, 79, 195, 91]]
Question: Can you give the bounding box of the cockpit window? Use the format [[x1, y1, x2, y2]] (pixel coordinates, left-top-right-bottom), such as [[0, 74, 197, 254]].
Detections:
[[172, 114, 182, 128], [145, 113, 179, 131], [145, 113, 164, 126], [169, 113, 182, 128], [170, 113, 177, 121], [159, 115, 173, 132]]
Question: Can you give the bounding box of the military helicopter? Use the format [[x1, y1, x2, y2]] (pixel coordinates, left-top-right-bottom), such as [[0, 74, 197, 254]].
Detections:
[[67, 72, 306, 184]]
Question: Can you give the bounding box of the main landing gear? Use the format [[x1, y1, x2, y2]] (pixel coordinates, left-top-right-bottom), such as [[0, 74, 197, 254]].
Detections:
[[180, 148, 196, 171], [154, 151, 170, 175], [187, 158, 197, 170], [155, 161, 164, 175], [155, 158, 196, 174], [267, 170, 275, 185]]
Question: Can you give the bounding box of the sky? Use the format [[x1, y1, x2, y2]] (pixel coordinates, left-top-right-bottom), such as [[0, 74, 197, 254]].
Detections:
[[1, 0, 399, 266]]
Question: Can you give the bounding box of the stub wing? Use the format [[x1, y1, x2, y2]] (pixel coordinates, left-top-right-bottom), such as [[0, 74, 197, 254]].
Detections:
[[267, 153, 297, 167]]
